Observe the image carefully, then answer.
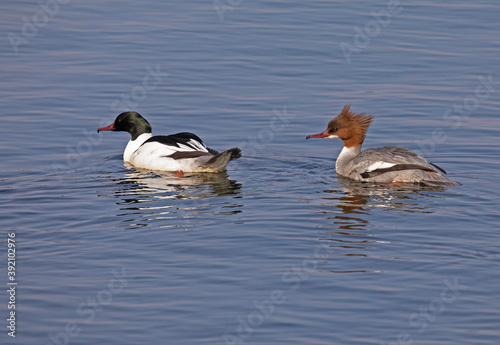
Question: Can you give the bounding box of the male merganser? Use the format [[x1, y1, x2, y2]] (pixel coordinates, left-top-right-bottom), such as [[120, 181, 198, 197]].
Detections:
[[306, 105, 458, 186], [98, 112, 241, 172]]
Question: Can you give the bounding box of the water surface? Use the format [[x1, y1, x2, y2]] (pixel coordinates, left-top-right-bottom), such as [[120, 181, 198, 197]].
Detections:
[[1, 1, 500, 344]]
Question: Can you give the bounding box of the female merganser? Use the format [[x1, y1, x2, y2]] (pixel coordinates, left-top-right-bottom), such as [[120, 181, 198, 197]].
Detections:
[[306, 105, 458, 186], [98, 111, 241, 172]]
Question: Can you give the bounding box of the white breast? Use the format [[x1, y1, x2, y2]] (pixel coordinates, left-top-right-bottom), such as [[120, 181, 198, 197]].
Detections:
[[123, 133, 153, 162]]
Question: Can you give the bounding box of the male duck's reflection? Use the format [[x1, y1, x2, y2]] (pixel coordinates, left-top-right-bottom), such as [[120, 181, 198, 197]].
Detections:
[[102, 166, 242, 229]]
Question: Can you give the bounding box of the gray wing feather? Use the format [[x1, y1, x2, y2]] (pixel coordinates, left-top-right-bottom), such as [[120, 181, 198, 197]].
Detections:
[[348, 146, 437, 176]]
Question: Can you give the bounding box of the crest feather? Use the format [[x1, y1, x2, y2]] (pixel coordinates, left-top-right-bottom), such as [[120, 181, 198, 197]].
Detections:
[[328, 104, 374, 146], [333, 104, 373, 131]]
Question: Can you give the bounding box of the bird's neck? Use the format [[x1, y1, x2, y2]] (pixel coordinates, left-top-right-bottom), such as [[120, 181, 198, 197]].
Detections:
[[335, 144, 361, 174], [123, 133, 152, 162]]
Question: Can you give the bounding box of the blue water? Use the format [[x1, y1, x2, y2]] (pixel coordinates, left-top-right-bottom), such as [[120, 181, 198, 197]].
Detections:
[[1, 1, 500, 344]]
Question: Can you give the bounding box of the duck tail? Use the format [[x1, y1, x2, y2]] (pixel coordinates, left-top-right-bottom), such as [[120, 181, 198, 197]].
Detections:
[[202, 148, 241, 172]]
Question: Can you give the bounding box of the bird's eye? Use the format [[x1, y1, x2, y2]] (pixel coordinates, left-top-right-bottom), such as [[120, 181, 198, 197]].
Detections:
[[332, 127, 338, 132]]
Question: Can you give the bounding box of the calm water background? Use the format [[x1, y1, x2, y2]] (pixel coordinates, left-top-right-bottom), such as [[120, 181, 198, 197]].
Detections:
[[1, 1, 500, 344]]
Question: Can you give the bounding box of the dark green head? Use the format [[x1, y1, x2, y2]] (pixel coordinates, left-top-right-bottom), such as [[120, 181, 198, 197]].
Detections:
[[98, 111, 152, 140]]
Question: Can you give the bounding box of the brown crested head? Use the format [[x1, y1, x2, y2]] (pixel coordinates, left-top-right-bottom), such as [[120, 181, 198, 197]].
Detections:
[[323, 104, 373, 147]]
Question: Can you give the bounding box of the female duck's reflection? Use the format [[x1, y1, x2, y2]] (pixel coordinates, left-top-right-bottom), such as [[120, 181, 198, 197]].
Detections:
[[315, 176, 446, 273], [330, 176, 446, 212], [325, 176, 446, 215], [103, 166, 242, 229]]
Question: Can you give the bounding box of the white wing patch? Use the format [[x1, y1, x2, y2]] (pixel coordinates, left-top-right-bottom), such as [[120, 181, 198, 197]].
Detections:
[[131, 137, 209, 161], [181, 139, 208, 152], [365, 161, 396, 172]]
